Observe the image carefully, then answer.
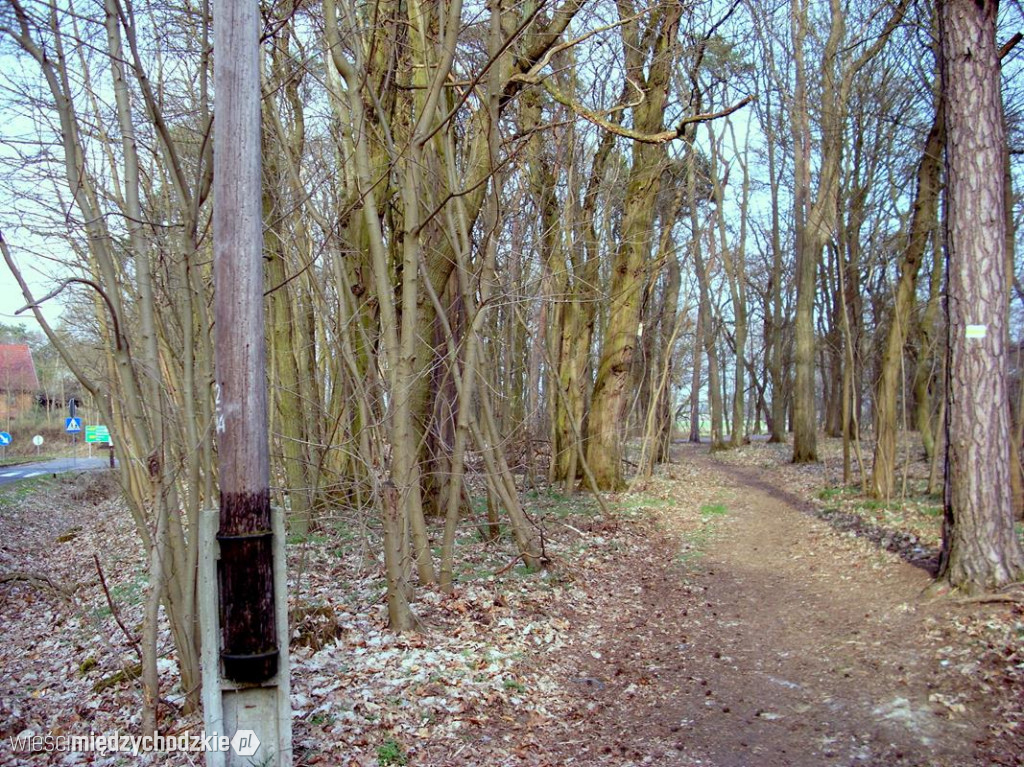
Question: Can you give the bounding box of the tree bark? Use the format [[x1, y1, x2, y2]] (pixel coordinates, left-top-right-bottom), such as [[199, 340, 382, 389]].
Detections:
[[586, 0, 680, 489], [938, 0, 1024, 592], [872, 100, 944, 499]]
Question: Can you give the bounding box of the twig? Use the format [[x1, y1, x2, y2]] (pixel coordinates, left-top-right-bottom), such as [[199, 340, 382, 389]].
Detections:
[[543, 82, 755, 144], [94, 554, 143, 662], [493, 557, 524, 577]]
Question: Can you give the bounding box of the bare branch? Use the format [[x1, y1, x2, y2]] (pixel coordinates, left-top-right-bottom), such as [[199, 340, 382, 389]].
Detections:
[[14, 275, 125, 352], [543, 80, 756, 144]]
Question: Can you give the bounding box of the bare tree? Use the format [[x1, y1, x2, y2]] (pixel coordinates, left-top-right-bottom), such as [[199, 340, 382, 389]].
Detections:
[[789, 0, 910, 463]]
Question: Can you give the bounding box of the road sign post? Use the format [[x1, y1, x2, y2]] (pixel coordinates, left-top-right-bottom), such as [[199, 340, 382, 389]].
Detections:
[[85, 425, 110, 443], [65, 417, 82, 464], [86, 426, 111, 463]]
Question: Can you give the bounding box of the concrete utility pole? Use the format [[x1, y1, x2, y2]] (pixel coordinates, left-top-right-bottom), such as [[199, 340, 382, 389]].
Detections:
[[201, 0, 292, 762]]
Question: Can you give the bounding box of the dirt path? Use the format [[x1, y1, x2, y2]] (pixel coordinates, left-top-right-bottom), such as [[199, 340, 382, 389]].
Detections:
[[3, 450, 1017, 766], [535, 447, 997, 767]]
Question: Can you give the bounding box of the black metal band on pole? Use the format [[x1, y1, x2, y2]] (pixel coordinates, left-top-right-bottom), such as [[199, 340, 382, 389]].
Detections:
[[213, 0, 278, 685]]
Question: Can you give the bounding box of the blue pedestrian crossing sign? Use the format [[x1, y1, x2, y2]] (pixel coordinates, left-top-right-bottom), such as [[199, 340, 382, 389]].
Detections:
[[65, 417, 83, 433], [0, 432, 11, 446]]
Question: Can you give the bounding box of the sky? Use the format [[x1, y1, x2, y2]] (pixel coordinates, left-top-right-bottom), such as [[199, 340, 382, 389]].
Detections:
[[0, 42, 68, 338], [0, 236, 67, 335]]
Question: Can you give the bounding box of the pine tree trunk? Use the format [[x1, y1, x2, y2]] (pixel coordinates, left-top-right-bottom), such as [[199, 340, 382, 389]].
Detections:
[[938, 0, 1024, 592]]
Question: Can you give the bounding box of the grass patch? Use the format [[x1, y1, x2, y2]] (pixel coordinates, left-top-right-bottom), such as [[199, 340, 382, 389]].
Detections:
[[814, 489, 956, 555], [458, 564, 491, 582], [287, 532, 329, 545], [93, 574, 146, 620], [684, 525, 716, 547], [328, 520, 359, 541], [618, 494, 674, 512], [856, 499, 901, 512], [377, 738, 408, 766], [676, 548, 706, 566], [308, 711, 334, 727], [610, 493, 676, 521], [535, 491, 600, 520], [675, 520, 720, 569], [700, 502, 728, 518], [0, 453, 62, 467], [0, 475, 57, 505], [817, 485, 859, 501]]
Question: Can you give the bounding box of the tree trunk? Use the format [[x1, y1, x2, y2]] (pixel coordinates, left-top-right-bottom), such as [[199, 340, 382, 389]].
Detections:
[[790, 0, 910, 463], [914, 233, 945, 460], [689, 307, 704, 444], [696, 254, 726, 451], [653, 255, 682, 464], [871, 100, 944, 499], [789, 0, 817, 463], [586, 1, 680, 489], [938, 0, 1024, 592], [264, 140, 313, 535], [766, 98, 787, 445], [714, 120, 750, 449]]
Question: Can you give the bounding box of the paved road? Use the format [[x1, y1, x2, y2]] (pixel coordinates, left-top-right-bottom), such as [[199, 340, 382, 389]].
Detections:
[[0, 457, 116, 487]]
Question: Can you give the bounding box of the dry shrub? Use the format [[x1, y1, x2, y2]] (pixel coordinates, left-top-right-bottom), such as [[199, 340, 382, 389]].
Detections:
[[62, 470, 122, 504], [290, 604, 344, 651]]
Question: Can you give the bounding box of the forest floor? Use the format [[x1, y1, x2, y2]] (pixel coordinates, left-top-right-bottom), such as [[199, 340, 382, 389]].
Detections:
[[0, 436, 1022, 766]]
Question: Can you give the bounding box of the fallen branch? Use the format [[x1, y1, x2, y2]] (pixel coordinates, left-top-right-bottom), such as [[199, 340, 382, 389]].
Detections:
[[954, 594, 1024, 605], [92, 662, 143, 693], [953, 582, 1024, 605], [0, 571, 79, 600], [492, 557, 525, 577]]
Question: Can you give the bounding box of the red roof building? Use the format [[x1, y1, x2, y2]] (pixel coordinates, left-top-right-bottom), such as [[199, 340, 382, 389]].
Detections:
[[0, 344, 39, 422], [0, 344, 39, 392]]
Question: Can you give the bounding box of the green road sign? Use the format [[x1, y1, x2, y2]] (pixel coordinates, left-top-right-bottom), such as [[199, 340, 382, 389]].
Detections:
[[85, 425, 111, 443]]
